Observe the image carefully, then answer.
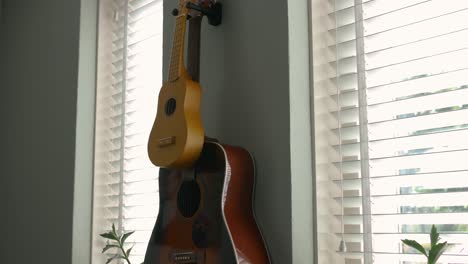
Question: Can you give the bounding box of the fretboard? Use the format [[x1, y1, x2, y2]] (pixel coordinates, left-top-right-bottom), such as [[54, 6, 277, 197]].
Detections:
[[168, 15, 187, 82], [187, 16, 202, 82]]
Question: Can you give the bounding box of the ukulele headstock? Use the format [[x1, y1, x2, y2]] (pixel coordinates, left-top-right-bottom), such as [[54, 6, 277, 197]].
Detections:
[[171, 0, 191, 18], [172, 0, 222, 26], [185, 0, 209, 18]]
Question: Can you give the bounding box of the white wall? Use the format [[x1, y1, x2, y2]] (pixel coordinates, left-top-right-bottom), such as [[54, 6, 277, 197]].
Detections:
[[73, 0, 98, 263], [288, 0, 315, 263]]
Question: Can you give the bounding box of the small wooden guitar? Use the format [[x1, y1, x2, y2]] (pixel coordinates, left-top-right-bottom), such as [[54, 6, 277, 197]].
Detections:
[[144, 2, 270, 263], [148, 0, 204, 168]]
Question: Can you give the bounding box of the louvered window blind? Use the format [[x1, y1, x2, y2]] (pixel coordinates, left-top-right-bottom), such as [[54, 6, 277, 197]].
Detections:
[[92, 0, 163, 263], [311, 0, 468, 263]]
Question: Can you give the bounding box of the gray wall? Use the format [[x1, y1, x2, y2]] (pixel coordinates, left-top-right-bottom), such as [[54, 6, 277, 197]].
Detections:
[[164, 0, 293, 262], [0, 0, 81, 263]]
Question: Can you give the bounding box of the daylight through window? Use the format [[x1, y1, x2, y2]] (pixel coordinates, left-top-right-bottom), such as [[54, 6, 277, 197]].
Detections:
[[312, 0, 468, 263], [92, 0, 163, 263]]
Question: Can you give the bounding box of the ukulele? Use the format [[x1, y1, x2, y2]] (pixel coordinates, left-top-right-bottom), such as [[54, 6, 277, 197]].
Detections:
[[147, 0, 205, 168], [143, 2, 270, 263]]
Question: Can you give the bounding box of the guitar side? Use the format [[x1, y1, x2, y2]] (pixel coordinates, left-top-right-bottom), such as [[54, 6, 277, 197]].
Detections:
[[217, 143, 270, 263]]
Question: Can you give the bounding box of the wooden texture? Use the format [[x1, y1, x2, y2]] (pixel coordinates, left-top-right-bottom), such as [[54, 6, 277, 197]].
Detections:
[[187, 16, 202, 82], [222, 144, 270, 263], [143, 142, 270, 264], [168, 0, 190, 81], [147, 0, 205, 168], [147, 75, 204, 168]]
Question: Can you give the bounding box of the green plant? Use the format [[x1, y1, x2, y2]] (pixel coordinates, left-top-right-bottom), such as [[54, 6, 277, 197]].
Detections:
[[100, 223, 136, 264], [401, 225, 449, 264]]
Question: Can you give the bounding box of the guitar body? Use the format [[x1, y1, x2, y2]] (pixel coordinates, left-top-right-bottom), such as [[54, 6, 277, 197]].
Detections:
[[143, 142, 270, 264], [148, 75, 205, 168], [147, 0, 206, 169]]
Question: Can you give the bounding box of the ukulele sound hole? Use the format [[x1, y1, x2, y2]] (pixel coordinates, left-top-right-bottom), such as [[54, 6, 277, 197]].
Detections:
[[177, 180, 201, 218], [165, 98, 177, 116]]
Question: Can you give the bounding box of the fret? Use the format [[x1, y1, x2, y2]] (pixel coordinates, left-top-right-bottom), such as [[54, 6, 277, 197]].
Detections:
[[168, 13, 187, 82]]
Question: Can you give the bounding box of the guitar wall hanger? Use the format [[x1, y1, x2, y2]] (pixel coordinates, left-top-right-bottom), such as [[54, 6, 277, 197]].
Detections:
[[172, 1, 222, 26]]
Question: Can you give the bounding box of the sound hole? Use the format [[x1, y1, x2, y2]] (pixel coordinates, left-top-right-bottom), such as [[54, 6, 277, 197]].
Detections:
[[177, 180, 201, 218], [165, 98, 177, 116]]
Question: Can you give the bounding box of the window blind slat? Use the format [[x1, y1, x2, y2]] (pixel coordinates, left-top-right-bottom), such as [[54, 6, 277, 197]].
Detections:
[[363, 0, 468, 36], [362, 0, 430, 19], [313, 0, 468, 262], [367, 69, 468, 105], [366, 29, 468, 69], [128, 0, 161, 18], [366, 48, 468, 87], [365, 8, 468, 53], [327, 0, 354, 13], [93, 1, 162, 264], [129, 0, 158, 10], [368, 129, 468, 159]]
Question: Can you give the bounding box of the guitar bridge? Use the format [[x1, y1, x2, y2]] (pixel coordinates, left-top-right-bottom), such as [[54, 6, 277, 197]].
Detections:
[[158, 136, 176, 147], [170, 250, 204, 264]]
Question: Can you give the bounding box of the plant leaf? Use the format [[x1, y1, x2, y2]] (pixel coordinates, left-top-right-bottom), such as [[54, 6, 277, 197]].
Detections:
[[126, 245, 134, 257], [402, 239, 428, 257], [102, 244, 119, 253], [428, 242, 448, 264], [106, 254, 124, 264], [121, 231, 135, 244], [112, 223, 116, 235], [100, 232, 118, 241], [430, 225, 440, 248]]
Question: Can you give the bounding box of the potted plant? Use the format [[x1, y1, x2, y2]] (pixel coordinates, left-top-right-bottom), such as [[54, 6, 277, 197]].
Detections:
[[401, 225, 448, 264], [100, 223, 137, 264]]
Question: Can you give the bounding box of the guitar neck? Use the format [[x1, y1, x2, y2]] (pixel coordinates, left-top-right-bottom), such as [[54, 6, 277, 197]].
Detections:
[[187, 16, 202, 82], [168, 14, 188, 81]]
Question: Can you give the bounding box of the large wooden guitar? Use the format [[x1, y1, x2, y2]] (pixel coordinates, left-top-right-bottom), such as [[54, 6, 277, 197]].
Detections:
[[144, 142, 270, 264], [144, 1, 270, 263]]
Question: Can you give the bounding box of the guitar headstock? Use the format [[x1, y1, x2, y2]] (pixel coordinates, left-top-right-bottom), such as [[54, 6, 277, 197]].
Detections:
[[187, 0, 211, 18], [173, 0, 218, 19], [172, 0, 191, 18], [185, 0, 222, 26]]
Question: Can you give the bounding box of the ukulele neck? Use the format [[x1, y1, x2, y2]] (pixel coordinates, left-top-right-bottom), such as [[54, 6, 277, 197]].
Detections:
[[168, 14, 188, 82]]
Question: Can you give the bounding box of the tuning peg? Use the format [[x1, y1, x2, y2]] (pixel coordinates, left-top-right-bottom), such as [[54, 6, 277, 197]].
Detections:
[[172, 8, 179, 16], [186, 2, 222, 26]]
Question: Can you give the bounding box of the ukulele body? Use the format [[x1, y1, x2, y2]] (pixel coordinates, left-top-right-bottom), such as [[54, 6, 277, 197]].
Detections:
[[143, 142, 270, 264], [148, 75, 205, 169]]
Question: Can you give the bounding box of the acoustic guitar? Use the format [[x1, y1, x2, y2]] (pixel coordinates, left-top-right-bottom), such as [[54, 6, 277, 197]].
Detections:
[[147, 0, 205, 168], [143, 2, 270, 263]]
